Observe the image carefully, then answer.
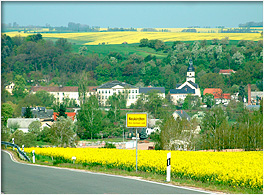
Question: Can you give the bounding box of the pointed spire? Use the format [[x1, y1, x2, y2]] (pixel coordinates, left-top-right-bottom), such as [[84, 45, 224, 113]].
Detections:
[[187, 58, 195, 72]]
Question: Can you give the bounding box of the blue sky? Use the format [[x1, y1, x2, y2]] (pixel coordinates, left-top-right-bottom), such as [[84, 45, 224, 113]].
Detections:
[[1, 1, 263, 28]]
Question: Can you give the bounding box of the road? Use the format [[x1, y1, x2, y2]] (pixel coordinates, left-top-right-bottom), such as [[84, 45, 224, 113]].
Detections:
[[1, 150, 210, 194]]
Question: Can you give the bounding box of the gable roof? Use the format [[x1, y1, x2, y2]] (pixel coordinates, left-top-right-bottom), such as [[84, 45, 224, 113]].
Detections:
[[177, 81, 198, 90], [32, 86, 78, 92], [170, 88, 195, 94], [176, 84, 182, 88], [203, 88, 223, 99], [219, 69, 236, 74], [97, 80, 137, 89], [187, 81, 199, 89], [139, 87, 165, 94], [173, 110, 191, 121]]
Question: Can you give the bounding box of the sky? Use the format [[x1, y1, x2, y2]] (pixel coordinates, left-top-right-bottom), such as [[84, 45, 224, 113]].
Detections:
[[1, 1, 263, 28]]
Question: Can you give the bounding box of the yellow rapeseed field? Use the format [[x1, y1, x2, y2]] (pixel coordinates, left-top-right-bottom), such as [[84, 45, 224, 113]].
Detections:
[[24, 147, 263, 191], [3, 31, 262, 45]]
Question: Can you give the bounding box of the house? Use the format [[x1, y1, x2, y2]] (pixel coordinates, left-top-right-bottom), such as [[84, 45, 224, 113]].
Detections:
[[5, 82, 15, 95], [7, 118, 40, 133], [31, 85, 80, 105], [219, 69, 236, 75], [170, 59, 201, 105], [172, 110, 191, 121], [53, 112, 76, 122], [97, 80, 139, 107], [203, 88, 231, 105], [139, 87, 165, 99]]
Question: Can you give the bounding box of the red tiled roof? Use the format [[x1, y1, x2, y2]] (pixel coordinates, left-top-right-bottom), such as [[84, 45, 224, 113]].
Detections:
[[223, 93, 231, 99], [87, 86, 98, 92], [219, 69, 236, 74], [203, 88, 223, 99], [53, 112, 76, 121], [32, 86, 78, 92]]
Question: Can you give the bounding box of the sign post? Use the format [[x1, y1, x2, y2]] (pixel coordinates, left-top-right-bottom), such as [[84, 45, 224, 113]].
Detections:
[[166, 152, 171, 182], [126, 113, 148, 172], [32, 150, 35, 164], [12, 138, 15, 150]]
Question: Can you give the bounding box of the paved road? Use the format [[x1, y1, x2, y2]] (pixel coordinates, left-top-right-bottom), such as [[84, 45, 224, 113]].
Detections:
[[1, 151, 210, 194]]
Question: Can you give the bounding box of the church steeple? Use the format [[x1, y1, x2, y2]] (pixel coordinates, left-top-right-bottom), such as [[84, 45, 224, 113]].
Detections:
[[186, 59, 195, 83]]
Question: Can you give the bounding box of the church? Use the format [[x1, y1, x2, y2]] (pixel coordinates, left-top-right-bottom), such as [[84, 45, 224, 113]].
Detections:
[[169, 59, 201, 105]]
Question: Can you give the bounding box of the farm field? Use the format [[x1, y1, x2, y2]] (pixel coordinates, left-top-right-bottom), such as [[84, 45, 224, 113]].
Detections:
[[24, 147, 263, 193], [3, 31, 263, 45]]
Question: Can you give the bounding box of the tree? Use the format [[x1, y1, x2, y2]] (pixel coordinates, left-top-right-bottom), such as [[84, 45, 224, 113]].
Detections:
[[199, 73, 225, 89], [49, 116, 76, 147], [24, 107, 33, 118], [28, 121, 42, 138], [77, 95, 102, 139], [57, 104, 67, 118], [202, 93, 215, 108], [13, 75, 27, 99], [160, 116, 196, 150], [25, 33, 43, 42], [10, 130, 25, 147], [200, 107, 228, 151], [139, 38, 149, 47], [145, 90, 164, 118], [78, 46, 88, 55], [182, 94, 201, 110], [55, 38, 72, 53], [35, 90, 55, 108], [238, 85, 245, 102], [8, 122, 20, 133], [107, 93, 122, 123], [1, 103, 13, 126]]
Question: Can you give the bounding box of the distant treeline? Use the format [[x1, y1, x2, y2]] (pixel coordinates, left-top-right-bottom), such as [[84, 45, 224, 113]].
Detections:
[[105, 27, 137, 32], [141, 28, 170, 32], [239, 21, 263, 28]]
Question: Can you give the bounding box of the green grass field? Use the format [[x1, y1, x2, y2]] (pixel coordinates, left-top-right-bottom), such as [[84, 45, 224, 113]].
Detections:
[[71, 40, 242, 59]]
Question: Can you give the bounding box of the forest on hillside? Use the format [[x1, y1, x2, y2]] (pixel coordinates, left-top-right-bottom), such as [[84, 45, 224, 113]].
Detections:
[[1, 33, 263, 100]]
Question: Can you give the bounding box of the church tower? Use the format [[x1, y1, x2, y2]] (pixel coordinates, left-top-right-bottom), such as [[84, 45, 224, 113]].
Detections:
[[186, 59, 195, 83]]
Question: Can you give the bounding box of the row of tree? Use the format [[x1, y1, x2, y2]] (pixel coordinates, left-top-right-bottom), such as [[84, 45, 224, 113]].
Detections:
[[156, 101, 263, 151]]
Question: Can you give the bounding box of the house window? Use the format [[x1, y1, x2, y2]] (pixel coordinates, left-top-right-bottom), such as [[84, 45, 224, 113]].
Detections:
[[102, 96, 104, 99], [102, 90, 104, 94], [129, 95, 131, 99], [132, 95, 134, 99], [129, 90, 131, 93], [132, 90, 134, 93], [105, 90, 107, 93], [57, 93, 59, 95], [109, 90, 110, 93], [135, 90, 137, 93]]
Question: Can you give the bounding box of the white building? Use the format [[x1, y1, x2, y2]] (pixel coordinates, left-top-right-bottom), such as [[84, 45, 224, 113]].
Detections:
[[7, 118, 40, 133], [31, 85, 80, 105], [97, 80, 139, 107], [170, 59, 201, 105], [5, 82, 15, 95]]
